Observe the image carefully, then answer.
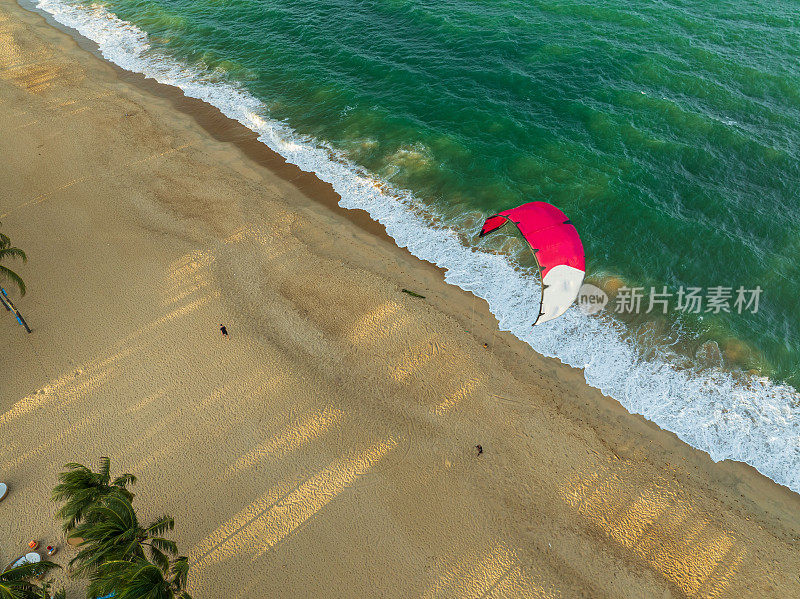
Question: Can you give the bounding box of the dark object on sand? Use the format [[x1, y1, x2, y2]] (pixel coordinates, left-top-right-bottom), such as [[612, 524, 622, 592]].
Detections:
[[401, 289, 426, 299], [220, 324, 228, 337], [475, 444, 483, 456], [1, 288, 31, 333]]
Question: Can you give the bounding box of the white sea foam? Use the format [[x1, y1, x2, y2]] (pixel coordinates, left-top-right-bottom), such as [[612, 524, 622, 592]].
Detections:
[[34, 0, 800, 493]]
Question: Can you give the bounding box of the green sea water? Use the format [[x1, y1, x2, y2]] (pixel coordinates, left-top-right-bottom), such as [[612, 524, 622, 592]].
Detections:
[[53, 0, 800, 387]]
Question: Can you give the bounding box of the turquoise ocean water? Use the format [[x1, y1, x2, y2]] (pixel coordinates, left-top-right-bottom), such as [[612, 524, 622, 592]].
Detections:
[[31, 0, 799, 491]]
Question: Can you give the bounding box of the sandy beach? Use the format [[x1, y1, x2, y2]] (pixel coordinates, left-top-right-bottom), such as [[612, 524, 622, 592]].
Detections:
[[1, 1, 799, 597]]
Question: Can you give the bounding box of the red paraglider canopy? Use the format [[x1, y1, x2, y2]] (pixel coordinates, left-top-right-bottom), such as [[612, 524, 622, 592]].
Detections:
[[480, 202, 585, 325]]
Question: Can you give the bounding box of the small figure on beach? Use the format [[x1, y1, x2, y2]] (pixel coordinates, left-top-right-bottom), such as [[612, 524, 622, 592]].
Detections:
[[220, 324, 228, 338], [475, 444, 483, 456]]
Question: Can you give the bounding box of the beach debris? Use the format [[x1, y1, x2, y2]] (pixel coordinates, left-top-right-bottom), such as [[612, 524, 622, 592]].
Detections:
[[1, 288, 32, 333], [475, 444, 483, 456], [401, 288, 426, 298], [479, 202, 585, 325]]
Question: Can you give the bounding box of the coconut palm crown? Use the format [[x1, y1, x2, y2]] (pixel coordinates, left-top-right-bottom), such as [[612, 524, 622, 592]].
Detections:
[[52, 457, 137, 533], [69, 493, 177, 577], [87, 557, 191, 599]]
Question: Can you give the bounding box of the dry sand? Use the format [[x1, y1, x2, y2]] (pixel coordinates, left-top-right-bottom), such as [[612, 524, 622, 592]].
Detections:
[[1, 2, 798, 597]]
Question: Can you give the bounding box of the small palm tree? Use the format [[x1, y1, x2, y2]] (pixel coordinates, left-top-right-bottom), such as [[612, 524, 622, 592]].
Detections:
[[87, 556, 191, 599], [0, 225, 27, 297], [69, 493, 177, 577], [0, 560, 60, 599], [52, 457, 137, 533]]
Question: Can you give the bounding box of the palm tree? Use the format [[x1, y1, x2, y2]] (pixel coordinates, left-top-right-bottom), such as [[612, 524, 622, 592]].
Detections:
[[52, 457, 137, 533], [0, 560, 60, 599], [0, 224, 26, 296], [87, 556, 191, 599], [69, 493, 177, 577]]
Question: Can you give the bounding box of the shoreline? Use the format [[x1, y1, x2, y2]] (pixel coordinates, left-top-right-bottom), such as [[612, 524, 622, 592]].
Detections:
[[13, 0, 399, 246], [22, 0, 800, 497], [19, 0, 800, 502], [2, 1, 799, 597]]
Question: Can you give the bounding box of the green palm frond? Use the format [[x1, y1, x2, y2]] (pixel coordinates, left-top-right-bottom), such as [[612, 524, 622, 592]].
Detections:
[[69, 530, 140, 577], [0, 561, 61, 599], [149, 546, 170, 573], [53, 464, 96, 501], [86, 559, 137, 599], [0, 265, 25, 297], [86, 554, 192, 598], [0, 562, 59, 583], [69, 493, 181, 577], [150, 537, 178, 555], [94, 495, 135, 530], [170, 556, 190, 591], [0, 222, 26, 297], [52, 458, 136, 532], [51, 459, 191, 596], [88, 559, 173, 599], [112, 472, 137, 488], [98, 457, 111, 480], [0, 247, 26, 261], [0, 581, 35, 599], [145, 515, 175, 538]]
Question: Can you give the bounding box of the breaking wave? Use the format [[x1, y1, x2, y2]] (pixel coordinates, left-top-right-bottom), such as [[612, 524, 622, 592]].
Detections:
[[33, 0, 800, 493]]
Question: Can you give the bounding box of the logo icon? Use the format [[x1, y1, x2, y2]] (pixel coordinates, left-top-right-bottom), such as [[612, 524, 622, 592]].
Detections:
[[577, 283, 608, 315]]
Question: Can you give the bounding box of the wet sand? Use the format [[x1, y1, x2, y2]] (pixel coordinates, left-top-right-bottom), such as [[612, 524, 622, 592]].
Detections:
[[1, 2, 798, 597]]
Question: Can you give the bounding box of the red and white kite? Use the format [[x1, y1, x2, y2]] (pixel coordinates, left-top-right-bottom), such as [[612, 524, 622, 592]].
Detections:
[[480, 202, 585, 325]]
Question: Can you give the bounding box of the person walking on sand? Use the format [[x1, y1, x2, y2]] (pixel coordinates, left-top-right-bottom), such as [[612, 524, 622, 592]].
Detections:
[[220, 324, 228, 338]]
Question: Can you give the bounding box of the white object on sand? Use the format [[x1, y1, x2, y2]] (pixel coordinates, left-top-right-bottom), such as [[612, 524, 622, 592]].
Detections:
[[9, 552, 41, 569], [0, 483, 7, 501]]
